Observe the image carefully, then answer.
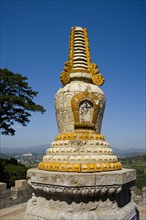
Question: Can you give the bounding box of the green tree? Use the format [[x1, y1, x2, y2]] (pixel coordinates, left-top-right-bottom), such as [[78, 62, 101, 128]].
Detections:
[[0, 68, 46, 135], [0, 158, 28, 188]]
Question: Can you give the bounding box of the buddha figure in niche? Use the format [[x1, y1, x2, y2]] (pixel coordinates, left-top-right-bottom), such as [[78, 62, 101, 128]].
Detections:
[[79, 100, 93, 124]]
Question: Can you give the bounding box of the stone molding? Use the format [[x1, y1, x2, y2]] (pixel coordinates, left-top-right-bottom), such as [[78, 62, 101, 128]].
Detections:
[[28, 180, 122, 196], [27, 168, 136, 185], [27, 168, 136, 198]]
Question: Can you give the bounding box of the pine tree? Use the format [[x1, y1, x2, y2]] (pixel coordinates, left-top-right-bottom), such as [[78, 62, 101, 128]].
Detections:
[[0, 68, 46, 135]]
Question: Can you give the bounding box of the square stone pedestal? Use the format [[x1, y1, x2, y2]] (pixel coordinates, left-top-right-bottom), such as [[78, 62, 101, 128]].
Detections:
[[25, 168, 138, 220]]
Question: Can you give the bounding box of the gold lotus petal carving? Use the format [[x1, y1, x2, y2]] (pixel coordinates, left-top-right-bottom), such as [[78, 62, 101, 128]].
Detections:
[[55, 133, 105, 141], [38, 161, 122, 172]]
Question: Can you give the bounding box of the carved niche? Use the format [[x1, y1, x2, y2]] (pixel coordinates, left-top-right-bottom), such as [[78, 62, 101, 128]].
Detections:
[[71, 91, 100, 130]]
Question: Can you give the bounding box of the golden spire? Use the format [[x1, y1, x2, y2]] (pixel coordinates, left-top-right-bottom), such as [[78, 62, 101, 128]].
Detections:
[[60, 26, 105, 86]]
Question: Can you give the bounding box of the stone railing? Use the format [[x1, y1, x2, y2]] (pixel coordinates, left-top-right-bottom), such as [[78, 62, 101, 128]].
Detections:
[[131, 186, 146, 205], [0, 180, 32, 209]]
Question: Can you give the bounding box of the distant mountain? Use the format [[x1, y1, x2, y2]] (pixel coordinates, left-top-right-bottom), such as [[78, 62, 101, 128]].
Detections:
[[0, 153, 11, 159], [1, 144, 49, 155], [112, 147, 145, 157]]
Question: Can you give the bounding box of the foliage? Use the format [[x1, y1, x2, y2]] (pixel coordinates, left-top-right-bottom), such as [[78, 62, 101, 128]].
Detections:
[[0, 158, 28, 188], [0, 68, 46, 135], [120, 154, 146, 190]]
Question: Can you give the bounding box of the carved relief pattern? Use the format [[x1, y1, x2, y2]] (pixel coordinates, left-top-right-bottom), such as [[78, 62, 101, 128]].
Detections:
[[55, 109, 62, 133], [94, 94, 106, 133], [38, 161, 122, 172], [55, 91, 75, 134], [26, 175, 137, 220], [92, 73, 105, 86], [55, 133, 105, 141], [71, 91, 99, 130], [51, 140, 110, 147], [60, 61, 72, 86], [46, 146, 112, 155], [79, 101, 93, 123], [28, 179, 122, 196], [88, 63, 99, 75], [87, 63, 105, 86]]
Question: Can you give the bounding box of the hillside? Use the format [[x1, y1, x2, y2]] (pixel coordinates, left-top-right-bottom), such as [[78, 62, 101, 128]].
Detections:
[[1, 144, 49, 155], [0, 153, 11, 160]]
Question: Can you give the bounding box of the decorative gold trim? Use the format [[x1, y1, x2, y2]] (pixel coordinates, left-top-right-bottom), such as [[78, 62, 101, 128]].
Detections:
[[74, 130, 96, 134], [83, 28, 91, 68], [71, 91, 99, 130], [55, 133, 105, 141], [81, 162, 122, 172], [75, 123, 95, 130], [59, 26, 105, 86], [92, 73, 105, 86], [88, 63, 99, 75], [60, 27, 75, 86], [38, 162, 80, 172], [88, 62, 105, 86], [55, 133, 77, 141], [69, 27, 75, 66], [38, 161, 122, 172], [60, 71, 70, 86], [60, 61, 72, 85], [70, 69, 90, 74]]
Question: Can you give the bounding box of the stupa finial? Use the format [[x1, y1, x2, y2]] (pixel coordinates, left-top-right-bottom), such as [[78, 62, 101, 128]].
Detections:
[[60, 26, 105, 86]]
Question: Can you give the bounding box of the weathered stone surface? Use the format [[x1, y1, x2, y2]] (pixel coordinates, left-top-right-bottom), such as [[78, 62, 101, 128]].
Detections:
[[25, 168, 138, 219], [95, 169, 136, 186], [15, 180, 28, 189], [27, 168, 96, 186], [0, 182, 7, 191], [55, 80, 105, 134], [27, 168, 136, 187], [25, 195, 138, 220]]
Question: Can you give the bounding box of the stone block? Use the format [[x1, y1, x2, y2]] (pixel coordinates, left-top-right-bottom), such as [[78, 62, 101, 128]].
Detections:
[[95, 168, 136, 186], [27, 168, 96, 187], [0, 182, 7, 191], [27, 168, 136, 188], [142, 187, 146, 198], [15, 179, 28, 188]]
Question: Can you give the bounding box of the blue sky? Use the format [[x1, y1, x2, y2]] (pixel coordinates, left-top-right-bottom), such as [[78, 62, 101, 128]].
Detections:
[[0, 0, 145, 150]]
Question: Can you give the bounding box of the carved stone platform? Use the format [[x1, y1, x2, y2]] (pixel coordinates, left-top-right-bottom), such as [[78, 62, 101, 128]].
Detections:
[[25, 168, 138, 220]]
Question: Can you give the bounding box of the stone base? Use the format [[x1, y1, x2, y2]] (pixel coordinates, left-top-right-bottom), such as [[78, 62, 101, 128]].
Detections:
[[25, 168, 139, 220], [25, 196, 137, 220]]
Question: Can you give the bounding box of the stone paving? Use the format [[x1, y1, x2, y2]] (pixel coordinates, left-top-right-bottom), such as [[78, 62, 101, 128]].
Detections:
[[0, 202, 145, 220], [0, 203, 26, 220], [138, 205, 146, 220]]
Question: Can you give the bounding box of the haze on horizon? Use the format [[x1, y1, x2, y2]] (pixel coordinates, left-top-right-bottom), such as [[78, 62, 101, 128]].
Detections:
[[1, 0, 145, 150]]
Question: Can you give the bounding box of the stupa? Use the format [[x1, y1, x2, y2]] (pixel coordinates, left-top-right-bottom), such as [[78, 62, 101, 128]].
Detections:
[[25, 27, 138, 220]]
